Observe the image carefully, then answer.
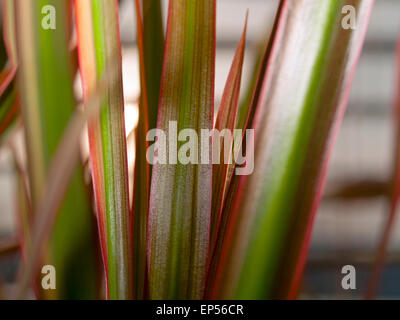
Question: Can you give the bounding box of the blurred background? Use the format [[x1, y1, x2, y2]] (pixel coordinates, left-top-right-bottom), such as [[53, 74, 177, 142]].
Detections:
[[1, 0, 399, 299]]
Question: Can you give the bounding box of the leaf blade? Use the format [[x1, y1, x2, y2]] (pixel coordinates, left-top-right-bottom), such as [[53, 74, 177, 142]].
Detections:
[[132, 0, 150, 299], [142, 0, 164, 131], [209, 15, 247, 254], [148, 0, 215, 299], [15, 0, 98, 299], [210, 0, 374, 299], [75, 0, 132, 299]]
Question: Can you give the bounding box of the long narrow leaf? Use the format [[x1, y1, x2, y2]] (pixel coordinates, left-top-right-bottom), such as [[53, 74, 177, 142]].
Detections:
[[14, 51, 120, 299], [132, 0, 150, 299], [15, 0, 98, 299], [75, 0, 132, 299], [148, 0, 215, 299], [142, 0, 164, 131], [209, 0, 373, 299], [210, 16, 247, 253]]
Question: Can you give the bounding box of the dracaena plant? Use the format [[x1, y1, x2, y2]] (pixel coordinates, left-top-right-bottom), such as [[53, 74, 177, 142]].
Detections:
[[0, 0, 378, 300]]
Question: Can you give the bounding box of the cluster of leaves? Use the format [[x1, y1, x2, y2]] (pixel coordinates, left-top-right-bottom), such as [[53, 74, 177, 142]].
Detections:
[[0, 0, 377, 300]]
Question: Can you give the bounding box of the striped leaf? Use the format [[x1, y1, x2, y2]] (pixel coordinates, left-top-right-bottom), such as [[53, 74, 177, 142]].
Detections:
[[209, 0, 374, 299], [148, 0, 215, 299], [210, 16, 247, 253], [75, 0, 132, 299], [132, 0, 150, 299], [15, 0, 98, 299]]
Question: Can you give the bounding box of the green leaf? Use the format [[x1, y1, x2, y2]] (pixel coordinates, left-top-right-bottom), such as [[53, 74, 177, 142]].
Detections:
[[15, 0, 98, 299], [75, 0, 132, 299], [209, 0, 374, 299], [132, 1, 165, 298], [148, 0, 215, 299], [14, 46, 121, 299], [0, 70, 17, 138]]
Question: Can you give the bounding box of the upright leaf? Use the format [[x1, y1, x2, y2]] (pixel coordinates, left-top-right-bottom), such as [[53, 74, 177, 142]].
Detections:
[[148, 0, 215, 299], [75, 0, 132, 299], [209, 0, 373, 299], [14, 53, 120, 299], [210, 16, 247, 252], [0, 71, 17, 138], [142, 0, 164, 131], [132, 0, 150, 299], [15, 0, 98, 299]]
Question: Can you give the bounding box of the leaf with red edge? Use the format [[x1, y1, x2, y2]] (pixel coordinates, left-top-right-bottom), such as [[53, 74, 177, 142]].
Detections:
[[132, 0, 150, 299], [0, 71, 17, 138], [75, 0, 132, 300], [15, 0, 98, 299], [209, 15, 247, 254], [0, 0, 18, 139], [208, 0, 374, 299], [148, 0, 215, 299], [14, 50, 121, 299]]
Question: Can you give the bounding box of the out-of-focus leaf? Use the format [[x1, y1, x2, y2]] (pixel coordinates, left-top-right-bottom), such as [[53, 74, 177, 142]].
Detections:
[[13, 146, 32, 259], [209, 0, 373, 299], [148, 0, 215, 299], [0, 0, 18, 139], [0, 5, 8, 69], [132, 0, 150, 299], [75, 0, 132, 299], [14, 48, 120, 299], [0, 236, 19, 256], [15, 0, 98, 299], [366, 33, 400, 299], [74, 0, 108, 290], [210, 16, 247, 253], [3, 0, 18, 68], [0, 73, 17, 138], [74, 0, 108, 294], [324, 179, 388, 201]]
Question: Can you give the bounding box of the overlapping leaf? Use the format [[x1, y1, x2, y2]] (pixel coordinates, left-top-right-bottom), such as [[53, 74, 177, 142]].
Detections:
[[75, 0, 132, 299], [15, 0, 98, 299], [132, 0, 150, 299], [14, 52, 121, 299], [209, 16, 247, 253], [208, 0, 374, 299], [0, 0, 18, 139]]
